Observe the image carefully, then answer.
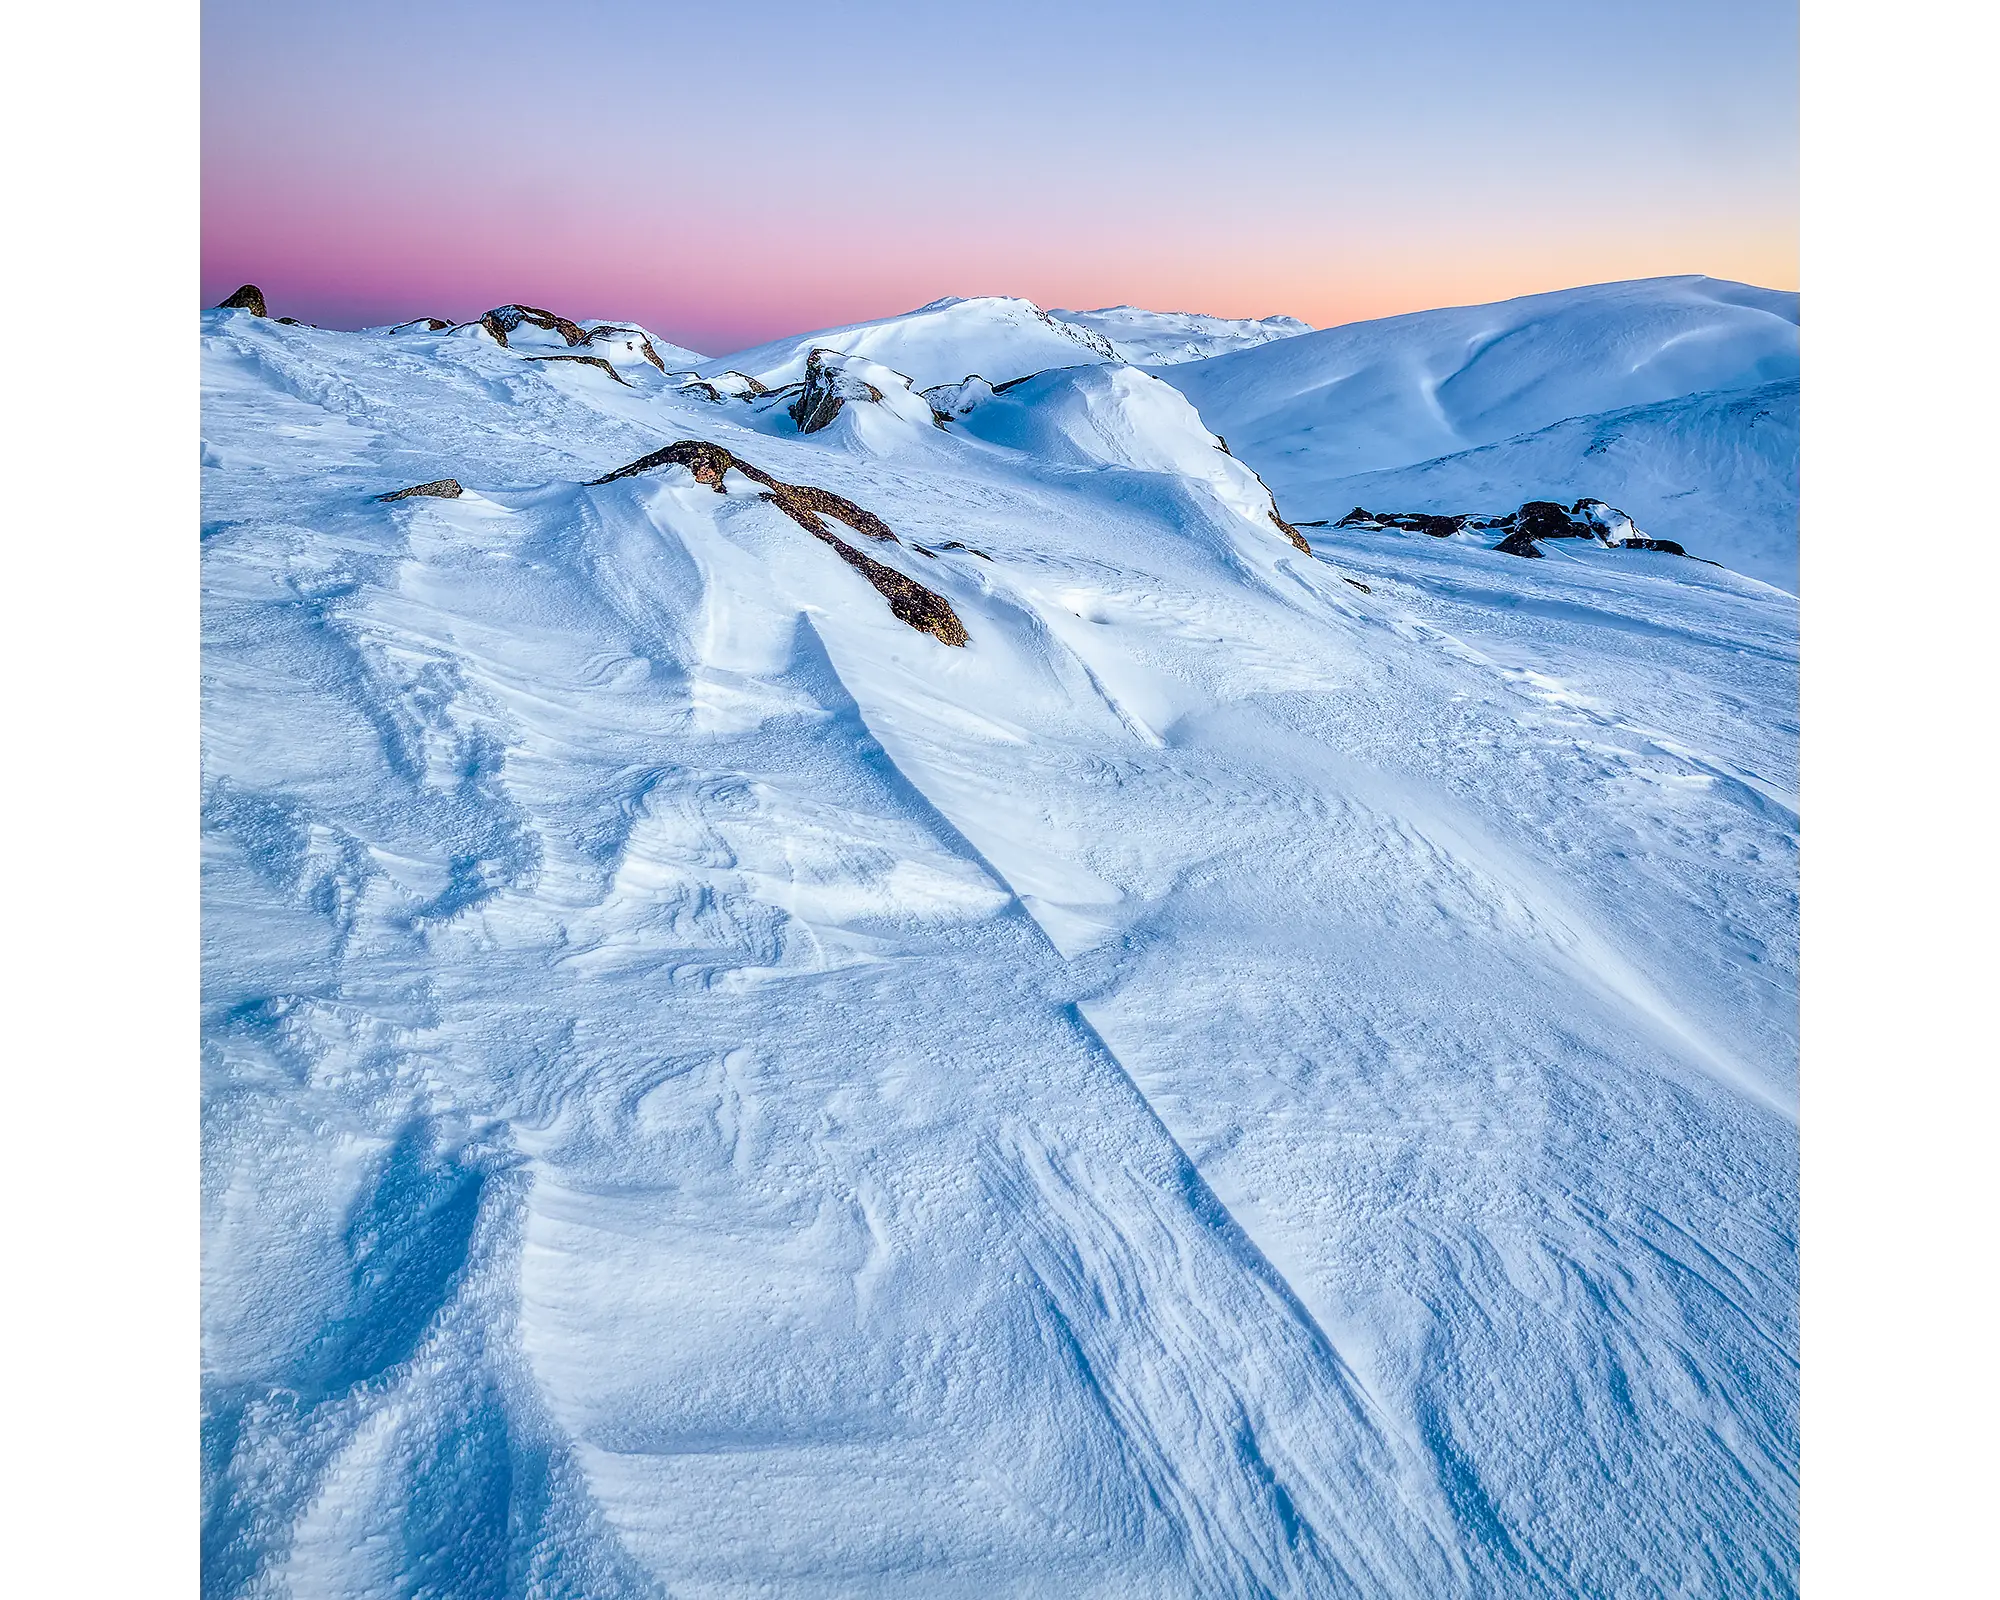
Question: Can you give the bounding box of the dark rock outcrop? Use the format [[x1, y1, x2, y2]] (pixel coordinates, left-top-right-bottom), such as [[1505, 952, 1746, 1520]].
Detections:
[[588, 441, 968, 646], [586, 325, 667, 371], [480, 305, 588, 349], [377, 479, 463, 502], [391, 317, 452, 333], [1335, 508, 1494, 537], [218, 285, 267, 317], [790, 348, 883, 434], [1269, 510, 1313, 555], [524, 354, 631, 386], [677, 371, 773, 403], [1339, 499, 1691, 562]]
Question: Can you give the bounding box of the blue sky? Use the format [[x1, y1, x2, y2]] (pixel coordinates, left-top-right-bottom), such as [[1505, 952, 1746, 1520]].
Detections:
[[203, 0, 1798, 348]]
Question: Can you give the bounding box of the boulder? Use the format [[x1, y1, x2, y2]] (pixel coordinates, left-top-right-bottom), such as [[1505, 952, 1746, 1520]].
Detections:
[[479, 304, 588, 349], [790, 348, 883, 434], [218, 284, 267, 317], [377, 479, 463, 502]]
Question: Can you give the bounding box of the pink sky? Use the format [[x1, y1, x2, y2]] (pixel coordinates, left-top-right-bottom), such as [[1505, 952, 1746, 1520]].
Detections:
[[202, 0, 1798, 355]]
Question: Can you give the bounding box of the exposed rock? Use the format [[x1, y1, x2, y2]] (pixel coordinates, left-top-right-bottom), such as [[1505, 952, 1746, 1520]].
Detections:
[[1489, 499, 1691, 559], [1339, 498, 1692, 562], [791, 348, 884, 434], [1269, 510, 1313, 555], [587, 440, 967, 646], [1335, 508, 1492, 537], [480, 304, 589, 349], [390, 317, 452, 333], [1218, 449, 1310, 553], [1342, 576, 1373, 593], [218, 285, 267, 317], [1490, 525, 1549, 559], [1569, 498, 1686, 554], [586, 324, 667, 371], [676, 370, 769, 403], [377, 479, 463, 502], [524, 354, 632, 386]]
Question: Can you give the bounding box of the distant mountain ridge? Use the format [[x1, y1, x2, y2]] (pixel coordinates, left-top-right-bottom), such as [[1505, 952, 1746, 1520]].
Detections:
[[1051, 304, 1313, 365]]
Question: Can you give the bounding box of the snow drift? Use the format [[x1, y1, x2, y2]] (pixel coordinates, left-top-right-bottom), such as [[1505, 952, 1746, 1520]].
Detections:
[[201, 281, 1799, 1598]]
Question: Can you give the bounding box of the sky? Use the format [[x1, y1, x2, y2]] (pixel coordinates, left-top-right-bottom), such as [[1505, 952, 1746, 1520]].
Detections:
[[201, 0, 1798, 355]]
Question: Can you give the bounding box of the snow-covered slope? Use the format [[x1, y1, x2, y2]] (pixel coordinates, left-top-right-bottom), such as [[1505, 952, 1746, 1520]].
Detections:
[[1157, 277, 1799, 585], [1052, 304, 1312, 365], [1317, 378, 1800, 590], [202, 294, 1798, 1597], [703, 295, 1119, 390]]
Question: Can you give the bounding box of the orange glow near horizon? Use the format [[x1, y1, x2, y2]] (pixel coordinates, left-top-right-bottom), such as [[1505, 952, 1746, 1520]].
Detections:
[[202, 0, 1797, 353]]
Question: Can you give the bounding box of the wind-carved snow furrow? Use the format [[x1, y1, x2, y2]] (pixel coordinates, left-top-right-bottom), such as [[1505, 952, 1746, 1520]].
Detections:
[[1063, 1003, 1379, 1409], [204, 1124, 628, 1600], [984, 1132, 1452, 1597]]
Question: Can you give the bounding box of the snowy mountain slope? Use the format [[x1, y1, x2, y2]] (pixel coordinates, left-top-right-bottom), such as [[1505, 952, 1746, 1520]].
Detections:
[[1156, 277, 1798, 570], [1312, 379, 1801, 590], [202, 298, 1798, 1597], [702, 295, 1120, 391], [1051, 304, 1312, 365]]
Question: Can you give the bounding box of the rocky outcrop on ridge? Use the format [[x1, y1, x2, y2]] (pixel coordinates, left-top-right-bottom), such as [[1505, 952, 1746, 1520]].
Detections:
[[585, 325, 668, 371], [676, 371, 770, 403], [790, 348, 883, 434], [588, 440, 968, 645], [1211, 434, 1312, 554], [1336, 498, 1690, 561], [1268, 510, 1313, 555], [479, 305, 589, 348], [376, 479, 464, 502], [218, 285, 268, 317], [524, 353, 632, 386]]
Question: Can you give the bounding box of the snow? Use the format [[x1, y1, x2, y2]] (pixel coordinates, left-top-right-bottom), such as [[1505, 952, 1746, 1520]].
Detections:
[[203, 283, 1798, 1595], [1311, 379, 1800, 590], [701, 295, 1119, 390], [1158, 276, 1800, 588], [1052, 304, 1313, 366]]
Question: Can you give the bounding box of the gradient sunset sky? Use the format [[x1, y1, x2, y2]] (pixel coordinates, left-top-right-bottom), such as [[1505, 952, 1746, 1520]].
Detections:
[[201, 0, 1798, 355]]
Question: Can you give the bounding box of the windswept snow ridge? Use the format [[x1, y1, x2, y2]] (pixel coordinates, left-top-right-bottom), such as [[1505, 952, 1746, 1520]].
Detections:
[[203, 285, 1799, 1597]]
